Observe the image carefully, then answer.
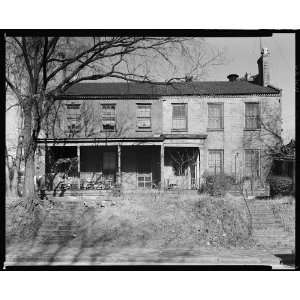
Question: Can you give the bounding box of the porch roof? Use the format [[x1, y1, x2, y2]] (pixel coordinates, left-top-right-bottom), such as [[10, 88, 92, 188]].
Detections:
[[37, 134, 207, 147], [162, 134, 207, 139], [37, 137, 164, 146]]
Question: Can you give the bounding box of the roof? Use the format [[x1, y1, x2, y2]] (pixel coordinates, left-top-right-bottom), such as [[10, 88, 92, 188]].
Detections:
[[162, 134, 207, 139], [61, 81, 281, 98]]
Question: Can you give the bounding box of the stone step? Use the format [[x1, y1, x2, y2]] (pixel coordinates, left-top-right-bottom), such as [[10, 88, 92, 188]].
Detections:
[[253, 231, 290, 235], [252, 223, 282, 226], [253, 223, 283, 227], [252, 221, 279, 224], [255, 237, 294, 240], [39, 228, 80, 233], [252, 219, 281, 222]]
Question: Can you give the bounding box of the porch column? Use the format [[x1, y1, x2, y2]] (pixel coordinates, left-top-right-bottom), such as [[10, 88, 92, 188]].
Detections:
[[77, 145, 80, 175], [196, 147, 200, 188], [199, 147, 206, 185], [117, 144, 121, 186], [160, 143, 165, 190]]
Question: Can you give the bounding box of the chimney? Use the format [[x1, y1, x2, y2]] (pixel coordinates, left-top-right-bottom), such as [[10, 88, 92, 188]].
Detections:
[[227, 74, 239, 82], [257, 48, 270, 86]]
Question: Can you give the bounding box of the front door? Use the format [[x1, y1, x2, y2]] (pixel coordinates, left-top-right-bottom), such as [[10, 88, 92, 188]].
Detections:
[[103, 151, 116, 187]]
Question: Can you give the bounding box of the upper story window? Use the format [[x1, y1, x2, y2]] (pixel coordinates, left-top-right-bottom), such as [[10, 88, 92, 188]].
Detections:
[[208, 103, 224, 130], [172, 103, 187, 131], [244, 149, 260, 178], [245, 103, 260, 130], [66, 102, 81, 134], [101, 104, 116, 131], [208, 149, 224, 174], [136, 104, 151, 129]]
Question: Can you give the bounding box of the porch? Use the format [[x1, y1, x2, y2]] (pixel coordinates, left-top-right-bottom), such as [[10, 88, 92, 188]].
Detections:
[[42, 135, 207, 191]]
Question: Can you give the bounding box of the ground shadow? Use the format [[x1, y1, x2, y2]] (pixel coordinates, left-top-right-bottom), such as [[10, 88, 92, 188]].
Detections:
[[274, 253, 295, 267]]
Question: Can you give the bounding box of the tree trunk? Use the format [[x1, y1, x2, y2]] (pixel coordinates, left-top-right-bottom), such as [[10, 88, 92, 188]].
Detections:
[[15, 134, 23, 197], [22, 100, 36, 199], [24, 152, 35, 198]]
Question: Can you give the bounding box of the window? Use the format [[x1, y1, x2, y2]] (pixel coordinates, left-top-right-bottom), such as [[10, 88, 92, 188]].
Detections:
[[245, 103, 260, 129], [66, 103, 81, 110], [245, 150, 260, 178], [66, 102, 81, 134], [101, 104, 116, 131], [138, 175, 152, 188], [208, 150, 224, 174], [137, 153, 152, 188], [136, 104, 151, 129], [208, 103, 223, 130], [172, 103, 187, 131]]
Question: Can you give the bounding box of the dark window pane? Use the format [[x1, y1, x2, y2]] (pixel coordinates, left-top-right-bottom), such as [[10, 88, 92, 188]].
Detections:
[[245, 103, 259, 129], [245, 150, 260, 178]]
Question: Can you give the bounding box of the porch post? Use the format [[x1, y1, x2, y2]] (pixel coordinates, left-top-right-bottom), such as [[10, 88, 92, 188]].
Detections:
[[199, 147, 206, 185], [77, 145, 80, 175], [197, 147, 200, 189], [77, 145, 80, 187], [117, 144, 121, 186], [160, 143, 165, 190]]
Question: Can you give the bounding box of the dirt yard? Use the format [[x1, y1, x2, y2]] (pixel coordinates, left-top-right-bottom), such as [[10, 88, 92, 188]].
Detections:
[[5, 191, 289, 266]]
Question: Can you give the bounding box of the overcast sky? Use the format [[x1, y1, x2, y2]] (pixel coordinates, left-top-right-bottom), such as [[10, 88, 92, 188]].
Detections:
[[204, 33, 295, 142]]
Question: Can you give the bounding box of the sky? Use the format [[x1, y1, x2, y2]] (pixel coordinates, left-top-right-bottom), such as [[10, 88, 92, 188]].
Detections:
[[6, 33, 295, 149], [204, 33, 295, 142]]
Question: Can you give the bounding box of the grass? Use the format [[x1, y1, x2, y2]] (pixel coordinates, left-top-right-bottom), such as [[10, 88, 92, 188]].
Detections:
[[6, 191, 256, 264], [267, 195, 295, 234]]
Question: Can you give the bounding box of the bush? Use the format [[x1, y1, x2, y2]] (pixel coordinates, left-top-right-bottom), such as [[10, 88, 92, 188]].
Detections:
[[196, 196, 253, 248], [200, 173, 235, 196], [268, 175, 293, 197]]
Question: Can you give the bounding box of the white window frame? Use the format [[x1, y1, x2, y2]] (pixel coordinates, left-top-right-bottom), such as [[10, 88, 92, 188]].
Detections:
[[208, 103, 224, 130], [136, 104, 152, 129], [101, 104, 116, 131], [244, 149, 261, 178], [172, 103, 188, 131], [65, 102, 81, 134], [245, 102, 260, 130], [208, 149, 224, 175]]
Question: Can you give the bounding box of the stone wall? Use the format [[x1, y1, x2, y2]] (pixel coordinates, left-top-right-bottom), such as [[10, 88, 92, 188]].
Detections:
[[162, 95, 281, 182], [48, 98, 163, 139]]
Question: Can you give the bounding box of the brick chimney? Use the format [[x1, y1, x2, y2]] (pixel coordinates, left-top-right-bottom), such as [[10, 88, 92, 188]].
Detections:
[[257, 48, 270, 86]]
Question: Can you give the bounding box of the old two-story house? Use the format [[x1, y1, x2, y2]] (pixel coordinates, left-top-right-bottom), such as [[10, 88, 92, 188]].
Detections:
[[36, 48, 282, 191]]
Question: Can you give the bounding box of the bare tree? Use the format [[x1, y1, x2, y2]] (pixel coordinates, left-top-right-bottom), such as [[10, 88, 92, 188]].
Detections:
[[166, 148, 198, 177], [6, 36, 224, 205]]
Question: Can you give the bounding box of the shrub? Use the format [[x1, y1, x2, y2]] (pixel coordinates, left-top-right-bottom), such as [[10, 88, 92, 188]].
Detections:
[[268, 175, 293, 197], [196, 196, 253, 248], [200, 173, 235, 196]]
